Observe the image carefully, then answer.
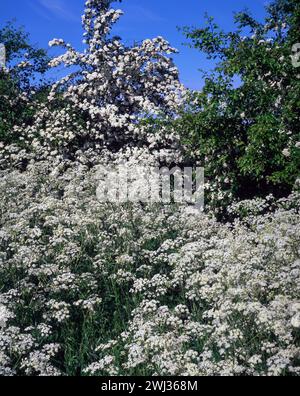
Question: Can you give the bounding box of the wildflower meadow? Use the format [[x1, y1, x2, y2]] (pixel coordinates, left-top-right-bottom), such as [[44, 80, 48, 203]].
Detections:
[[0, 0, 299, 377]]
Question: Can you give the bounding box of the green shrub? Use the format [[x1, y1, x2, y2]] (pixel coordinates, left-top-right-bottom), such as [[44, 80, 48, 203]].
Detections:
[[176, 0, 300, 214]]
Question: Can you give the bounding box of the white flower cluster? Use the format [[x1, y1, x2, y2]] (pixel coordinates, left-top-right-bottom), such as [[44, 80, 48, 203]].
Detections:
[[5, 0, 185, 166], [86, 197, 300, 376], [0, 158, 299, 376], [0, 0, 299, 377], [0, 305, 13, 329]]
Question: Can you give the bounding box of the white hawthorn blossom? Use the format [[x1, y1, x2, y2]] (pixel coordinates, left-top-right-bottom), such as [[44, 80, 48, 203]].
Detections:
[[5, 0, 185, 167]]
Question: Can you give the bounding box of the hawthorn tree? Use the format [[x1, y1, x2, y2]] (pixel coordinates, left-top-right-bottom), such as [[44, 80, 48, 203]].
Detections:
[[9, 0, 185, 166]]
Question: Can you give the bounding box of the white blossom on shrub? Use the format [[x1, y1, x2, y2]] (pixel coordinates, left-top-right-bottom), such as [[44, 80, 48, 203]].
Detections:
[[5, 0, 185, 166]]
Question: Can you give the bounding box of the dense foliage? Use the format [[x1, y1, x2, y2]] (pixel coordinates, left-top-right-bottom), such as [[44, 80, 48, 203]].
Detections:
[[178, 0, 300, 213], [0, 0, 299, 377], [0, 22, 49, 147]]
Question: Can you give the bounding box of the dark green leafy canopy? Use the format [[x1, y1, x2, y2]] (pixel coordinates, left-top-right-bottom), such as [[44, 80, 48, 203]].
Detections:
[[179, 0, 300, 212], [0, 22, 50, 145]]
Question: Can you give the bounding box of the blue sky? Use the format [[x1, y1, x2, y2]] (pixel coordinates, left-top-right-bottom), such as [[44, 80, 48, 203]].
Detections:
[[1, 0, 268, 89]]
